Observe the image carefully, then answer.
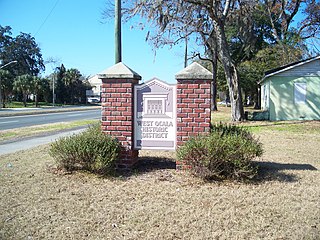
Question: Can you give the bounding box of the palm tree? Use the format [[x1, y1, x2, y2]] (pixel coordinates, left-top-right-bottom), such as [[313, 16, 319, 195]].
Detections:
[[13, 74, 33, 107], [31, 76, 43, 107], [63, 69, 81, 104]]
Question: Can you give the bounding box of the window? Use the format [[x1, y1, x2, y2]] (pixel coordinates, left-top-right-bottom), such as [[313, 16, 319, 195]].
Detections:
[[294, 82, 307, 104]]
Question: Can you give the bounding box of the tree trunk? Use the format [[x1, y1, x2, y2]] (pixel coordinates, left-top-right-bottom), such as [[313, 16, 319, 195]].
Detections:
[[23, 93, 27, 107], [211, 47, 218, 111], [35, 94, 38, 107], [214, 20, 244, 121]]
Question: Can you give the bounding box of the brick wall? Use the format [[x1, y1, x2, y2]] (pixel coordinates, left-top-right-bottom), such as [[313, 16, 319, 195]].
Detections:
[[176, 80, 211, 146], [101, 78, 139, 169]]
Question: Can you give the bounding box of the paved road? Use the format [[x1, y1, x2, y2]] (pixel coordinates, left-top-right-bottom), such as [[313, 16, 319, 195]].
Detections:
[[0, 109, 101, 130]]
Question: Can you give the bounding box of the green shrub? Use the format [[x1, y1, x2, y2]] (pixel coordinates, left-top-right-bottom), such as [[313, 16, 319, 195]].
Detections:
[[49, 123, 120, 175], [177, 124, 263, 181]]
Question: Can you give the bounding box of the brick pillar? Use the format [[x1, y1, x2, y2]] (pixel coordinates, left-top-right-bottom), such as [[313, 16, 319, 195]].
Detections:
[[98, 63, 141, 169], [175, 62, 213, 169]]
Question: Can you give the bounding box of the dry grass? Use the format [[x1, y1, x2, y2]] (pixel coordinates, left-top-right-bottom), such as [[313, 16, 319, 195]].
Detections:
[[0, 116, 319, 239], [0, 120, 98, 143]]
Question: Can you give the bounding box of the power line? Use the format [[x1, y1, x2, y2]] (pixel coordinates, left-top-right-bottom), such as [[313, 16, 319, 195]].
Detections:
[[35, 0, 60, 36]]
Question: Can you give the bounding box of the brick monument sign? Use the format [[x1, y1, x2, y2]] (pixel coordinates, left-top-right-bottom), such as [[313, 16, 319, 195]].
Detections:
[[99, 62, 212, 169]]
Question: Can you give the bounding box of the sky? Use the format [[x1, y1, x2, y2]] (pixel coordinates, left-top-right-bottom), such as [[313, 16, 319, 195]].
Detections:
[[0, 0, 186, 84]]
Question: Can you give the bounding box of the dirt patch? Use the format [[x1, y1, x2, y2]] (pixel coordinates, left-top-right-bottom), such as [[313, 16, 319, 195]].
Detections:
[[0, 126, 319, 239]]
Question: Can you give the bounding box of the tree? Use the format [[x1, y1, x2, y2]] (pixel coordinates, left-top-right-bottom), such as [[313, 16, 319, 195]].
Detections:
[[30, 76, 43, 107], [13, 74, 33, 107], [0, 69, 13, 108], [55, 64, 66, 104], [0, 25, 45, 77], [263, 0, 320, 60], [63, 68, 82, 104], [121, 0, 246, 121]]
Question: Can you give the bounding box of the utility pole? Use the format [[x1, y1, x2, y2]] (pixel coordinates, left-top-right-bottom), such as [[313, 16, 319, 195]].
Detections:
[[115, 0, 122, 63]]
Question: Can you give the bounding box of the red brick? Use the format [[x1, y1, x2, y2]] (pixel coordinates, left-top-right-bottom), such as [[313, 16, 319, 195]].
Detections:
[[122, 121, 132, 126], [188, 84, 199, 89], [195, 118, 205, 122], [188, 103, 199, 108], [199, 122, 210, 127], [123, 112, 133, 116], [194, 109, 205, 113], [116, 126, 128, 131], [177, 84, 188, 89], [188, 132, 199, 137], [112, 102, 122, 107], [117, 107, 126, 111], [194, 89, 205, 94], [182, 108, 192, 113], [194, 127, 205, 132], [122, 83, 132, 88], [182, 98, 193, 103], [199, 94, 210, 98], [199, 103, 211, 108], [200, 84, 211, 89], [122, 103, 131, 107], [177, 103, 188, 108], [182, 127, 193, 132], [111, 83, 121, 88], [102, 111, 111, 116], [182, 118, 193, 122], [117, 88, 127, 93], [177, 94, 188, 98], [188, 94, 199, 98], [102, 83, 111, 88], [122, 93, 132, 98], [107, 98, 117, 102], [182, 89, 194, 94], [177, 132, 188, 136], [106, 116, 116, 121], [115, 116, 127, 121], [101, 102, 112, 107], [200, 113, 210, 119], [106, 126, 116, 131], [182, 136, 190, 141], [177, 113, 188, 118], [111, 121, 122, 126], [194, 99, 205, 103], [188, 122, 199, 127], [189, 113, 199, 118], [117, 98, 127, 103], [111, 93, 121, 98], [101, 121, 111, 126], [177, 122, 187, 127], [106, 88, 116, 93]]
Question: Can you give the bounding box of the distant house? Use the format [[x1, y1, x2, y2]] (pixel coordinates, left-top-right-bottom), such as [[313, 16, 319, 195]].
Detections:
[[260, 56, 320, 121], [86, 74, 102, 102]]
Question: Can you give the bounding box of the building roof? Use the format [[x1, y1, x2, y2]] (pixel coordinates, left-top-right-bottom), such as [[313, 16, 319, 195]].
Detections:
[[260, 55, 320, 83]]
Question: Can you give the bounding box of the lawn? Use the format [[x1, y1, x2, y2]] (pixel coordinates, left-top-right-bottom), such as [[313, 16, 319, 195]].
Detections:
[[0, 120, 99, 143], [0, 108, 319, 239]]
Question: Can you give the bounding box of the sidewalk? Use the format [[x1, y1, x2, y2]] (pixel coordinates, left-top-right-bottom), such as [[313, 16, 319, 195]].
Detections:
[[0, 105, 101, 117], [0, 128, 86, 155]]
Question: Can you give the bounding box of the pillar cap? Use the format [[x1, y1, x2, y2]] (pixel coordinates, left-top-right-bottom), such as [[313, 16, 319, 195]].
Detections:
[[175, 62, 213, 80], [98, 62, 141, 80]]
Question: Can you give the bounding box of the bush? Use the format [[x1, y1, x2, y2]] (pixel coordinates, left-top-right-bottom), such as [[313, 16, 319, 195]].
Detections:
[[177, 124, 263, 181], [49, 123, 120, 175]]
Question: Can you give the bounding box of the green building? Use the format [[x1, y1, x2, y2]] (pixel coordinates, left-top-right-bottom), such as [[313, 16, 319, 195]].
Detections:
[[260, 56, 320, 121]]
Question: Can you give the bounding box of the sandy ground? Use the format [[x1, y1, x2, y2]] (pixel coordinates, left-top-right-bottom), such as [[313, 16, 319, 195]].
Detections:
[[0, 123, 319, 239]]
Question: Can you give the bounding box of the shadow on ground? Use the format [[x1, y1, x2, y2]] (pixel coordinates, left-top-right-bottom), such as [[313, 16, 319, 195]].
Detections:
[[256, 161, 317, 182]]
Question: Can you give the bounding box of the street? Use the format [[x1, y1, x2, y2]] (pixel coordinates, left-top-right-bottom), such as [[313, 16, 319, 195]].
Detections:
[[0, 109, 101, 130]]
